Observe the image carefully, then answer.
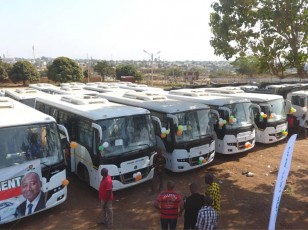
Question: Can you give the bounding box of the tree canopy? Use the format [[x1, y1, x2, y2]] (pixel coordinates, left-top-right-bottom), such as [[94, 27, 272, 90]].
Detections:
[[210, 0, 308, 78], [115, 64, 143, 81], [231, 56, 260, 77], [9, 60, 39, 85], [164, 67, 184, 77], [0, 59, 11, 81], [47, 57, 83, 83], [93, 61, 114, 81]]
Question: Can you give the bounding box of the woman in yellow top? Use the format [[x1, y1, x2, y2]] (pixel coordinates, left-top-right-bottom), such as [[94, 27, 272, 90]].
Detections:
[[204, 173, 221, 213]]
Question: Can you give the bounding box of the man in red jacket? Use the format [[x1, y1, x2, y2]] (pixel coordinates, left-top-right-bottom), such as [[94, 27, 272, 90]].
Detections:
[[98, 168, 113, 227], [154, 180, 184, 229]]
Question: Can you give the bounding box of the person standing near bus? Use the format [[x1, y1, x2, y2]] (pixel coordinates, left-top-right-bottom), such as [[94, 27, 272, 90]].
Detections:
[[151, 148, 166, 194], [97, 168, 113, 227], [204, 173, 221, 214], [182, 182, 205, 229], [154, 180, 184, 230], [196, 195, 218, 230], [297, 114, 307, 139]]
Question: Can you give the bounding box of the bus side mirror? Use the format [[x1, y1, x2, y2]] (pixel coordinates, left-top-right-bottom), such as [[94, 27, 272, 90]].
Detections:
[[285, 100, 292, 114], [92, 123, 103, 141], [58, 124, 70, 143]]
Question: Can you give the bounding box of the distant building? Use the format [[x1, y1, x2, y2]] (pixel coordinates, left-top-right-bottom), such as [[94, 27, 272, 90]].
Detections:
[[121, 76, 135, 82]]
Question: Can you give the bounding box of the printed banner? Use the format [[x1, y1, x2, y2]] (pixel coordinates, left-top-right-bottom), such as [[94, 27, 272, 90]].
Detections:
[[268, 134, 297, 230], [0, 160, 42, 224]]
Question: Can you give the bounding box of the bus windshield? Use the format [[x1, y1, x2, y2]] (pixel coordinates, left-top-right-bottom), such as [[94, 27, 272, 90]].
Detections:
[[98, 114, 156, 157], [264, 98, 286, 122], [0, 123, 63, 169], [225, 102, 253, 128], [174, 109, 211, 143]]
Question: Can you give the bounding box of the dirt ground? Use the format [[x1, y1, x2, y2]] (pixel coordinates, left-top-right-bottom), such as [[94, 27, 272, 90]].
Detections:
[[2, 134, 308, 230]]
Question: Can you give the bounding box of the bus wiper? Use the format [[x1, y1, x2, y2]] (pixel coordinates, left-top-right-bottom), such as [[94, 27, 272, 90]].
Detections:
[[129, 143, 150, 148], [41, 161, 51, 168]]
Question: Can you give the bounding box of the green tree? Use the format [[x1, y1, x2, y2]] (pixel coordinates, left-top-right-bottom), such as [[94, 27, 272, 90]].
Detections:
[[134, 71, 143, 82], [0, 59, 11, 81], [9, 60, 39, 85], [231, 56, 260, 77], [115, 64, 142, 81], [164, 67, 184, 77], [47, 57, 83, 83], [210, 0, 308, 78], [93, 61, 114, 82]]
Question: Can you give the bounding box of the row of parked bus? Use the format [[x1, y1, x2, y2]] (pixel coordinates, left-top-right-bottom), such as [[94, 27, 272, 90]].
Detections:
[[1, 81, 306, 224]]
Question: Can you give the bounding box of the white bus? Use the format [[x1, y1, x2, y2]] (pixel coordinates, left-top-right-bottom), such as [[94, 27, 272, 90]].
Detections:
[[34, 94, 157, 191], [4, 87, 48, 108], [0, 97, 69, 224], [98, 91, 218, 172], [163, 89, 257, 154], [201, 87, 289, 144], [287, 90, 308, 125]]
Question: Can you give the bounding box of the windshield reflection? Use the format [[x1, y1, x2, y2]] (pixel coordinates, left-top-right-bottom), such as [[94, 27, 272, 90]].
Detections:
[[174, 109, 211, 143], [225, 102, 253, 128], [0, 123, 63, 169], [98, 115, 156, 157], [262, 99, 286, 121]]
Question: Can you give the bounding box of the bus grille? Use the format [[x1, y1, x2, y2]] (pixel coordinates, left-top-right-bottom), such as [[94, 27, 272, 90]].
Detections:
[[189, 151, 213, 166], [121, 166, 151, 184], [238, 139, 254, 150]]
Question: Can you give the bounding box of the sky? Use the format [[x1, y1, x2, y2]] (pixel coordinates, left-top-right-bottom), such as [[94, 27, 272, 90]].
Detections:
[[0, 0, 224, 61]]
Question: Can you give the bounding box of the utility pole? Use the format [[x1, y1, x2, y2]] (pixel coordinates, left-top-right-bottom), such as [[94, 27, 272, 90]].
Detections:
[[143, 50, 160, 86], [87, 53, 90, 83], [32, 45, 35, 60]]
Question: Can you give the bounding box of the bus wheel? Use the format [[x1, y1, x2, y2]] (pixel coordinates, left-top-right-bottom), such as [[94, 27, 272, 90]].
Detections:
[[77, 164, 90, 185]]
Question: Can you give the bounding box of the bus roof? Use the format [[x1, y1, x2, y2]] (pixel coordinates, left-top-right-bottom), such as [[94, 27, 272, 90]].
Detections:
[[98, 91, 210, 113], [83, 84, 135, 93], [35, 94, 150, 121], [4, 87, 48, 100], [117, 83, 164, 92], [44, 86, 99, 96], [29, 83, 57, 90], [0, 97, 56, 128], [201, 88, 283, 102], [166, 89, 250, 106], [287, 90, 308, 96]]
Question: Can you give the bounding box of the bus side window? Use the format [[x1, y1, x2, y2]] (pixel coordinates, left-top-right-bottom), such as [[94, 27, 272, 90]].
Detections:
[[93, 129, 100, 156], [299, 97, 306, 107], [78, 120, 92, 152]]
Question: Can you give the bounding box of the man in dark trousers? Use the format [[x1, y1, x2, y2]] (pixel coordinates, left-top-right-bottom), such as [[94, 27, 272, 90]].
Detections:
[[97, 168, 113, 227], [182, 182, 205, 229], [154, 180, 184, 230], [151, 148, 166, 194]]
